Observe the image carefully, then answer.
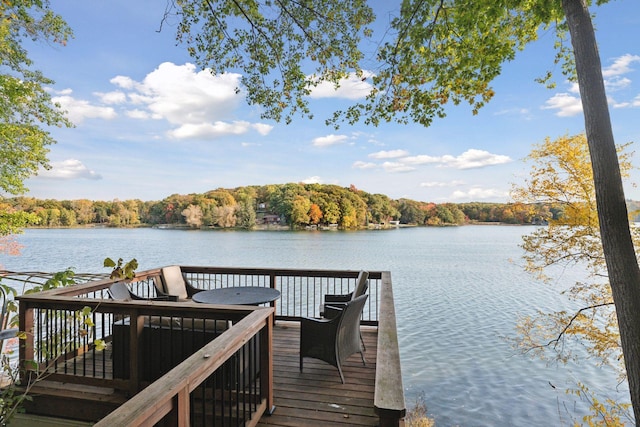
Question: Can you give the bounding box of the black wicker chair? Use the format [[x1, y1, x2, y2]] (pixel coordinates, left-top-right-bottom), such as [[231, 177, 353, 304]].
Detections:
[[322, 270, 369, 350], [321, 270, 369, 315], [300, 293, 368, 384]]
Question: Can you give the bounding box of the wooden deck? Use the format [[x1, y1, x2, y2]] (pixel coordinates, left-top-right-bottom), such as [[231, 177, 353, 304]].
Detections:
[[21, 321, 379, 426], [259, 322, 378, 427]]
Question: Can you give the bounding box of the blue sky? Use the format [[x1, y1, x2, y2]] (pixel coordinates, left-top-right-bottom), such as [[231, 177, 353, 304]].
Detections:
[[22, 0, 640, 203]]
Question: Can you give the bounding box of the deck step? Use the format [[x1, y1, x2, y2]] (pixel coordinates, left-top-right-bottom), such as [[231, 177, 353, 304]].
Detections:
[[19, 380, 127, 422]]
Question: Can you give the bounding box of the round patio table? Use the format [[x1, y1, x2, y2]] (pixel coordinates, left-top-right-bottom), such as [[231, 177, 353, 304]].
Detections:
[[192, 286, 281, 306]]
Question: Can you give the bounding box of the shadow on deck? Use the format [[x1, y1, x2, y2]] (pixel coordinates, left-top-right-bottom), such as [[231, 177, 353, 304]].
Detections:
[[260, 322, 378, 426]]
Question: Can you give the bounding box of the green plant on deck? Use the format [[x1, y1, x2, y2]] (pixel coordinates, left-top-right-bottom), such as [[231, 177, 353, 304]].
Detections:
[[104, 257, 138, 281], [2, 268, 77, 330]]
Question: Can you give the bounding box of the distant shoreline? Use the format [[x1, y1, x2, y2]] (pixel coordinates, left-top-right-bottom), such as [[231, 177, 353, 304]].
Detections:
[[23, 221, 532, 231]]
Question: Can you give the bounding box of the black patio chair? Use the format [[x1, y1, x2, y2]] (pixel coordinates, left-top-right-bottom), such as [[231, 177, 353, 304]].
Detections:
[[155, 265, 202, 301], [321, 270, 369, 316], [300, 293, 368, 384], [321, 270, 369, 350], [108, 281, 175, 302]]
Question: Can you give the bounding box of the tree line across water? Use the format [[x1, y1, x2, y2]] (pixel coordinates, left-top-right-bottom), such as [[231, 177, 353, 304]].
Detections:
[[3, 183, 639, 230]]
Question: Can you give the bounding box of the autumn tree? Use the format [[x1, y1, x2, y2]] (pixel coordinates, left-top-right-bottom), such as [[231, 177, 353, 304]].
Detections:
[[212, 206, 236, 228], [181, 204, 203, 228], [308, 203, 323, 225], [512, 133, 635, 420], [205, 189, 236, 207], [72, 199, 94, 225], [235, 200, 256, 229], [366, 193, 400, 224], [0, 0, 72, 240], [290, 195, 311, 226], [268, 183, 307, 225], [323, 201, 341, 225], [339, 197, 358, 228], [397, 199, 425, 225]]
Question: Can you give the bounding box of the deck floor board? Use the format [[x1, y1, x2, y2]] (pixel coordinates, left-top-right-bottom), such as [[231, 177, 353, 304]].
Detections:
[[257, 322, 378, 427]]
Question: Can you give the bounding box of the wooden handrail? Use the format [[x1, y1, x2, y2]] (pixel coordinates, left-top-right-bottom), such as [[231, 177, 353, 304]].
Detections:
[[94, 308, 274, 427], [181, 266, 380, 279], [374, 271, 406, 427]]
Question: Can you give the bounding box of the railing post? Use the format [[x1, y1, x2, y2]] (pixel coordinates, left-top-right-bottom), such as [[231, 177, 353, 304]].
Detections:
[[177, 388, 189, 427], [129, 308, 144, 396], [18, 300, 34, 383], [261, 311, 275, 414]]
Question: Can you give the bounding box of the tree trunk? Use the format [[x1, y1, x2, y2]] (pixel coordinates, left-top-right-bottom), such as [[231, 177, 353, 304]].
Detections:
[[562, 0, 640, 423]]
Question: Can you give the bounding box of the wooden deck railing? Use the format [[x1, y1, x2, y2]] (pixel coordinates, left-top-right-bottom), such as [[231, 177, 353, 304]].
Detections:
[[15, 266, 404, 426], [95, 308, 274, 426], [375, 271, 407, 426], [179, 266, 381, 324]]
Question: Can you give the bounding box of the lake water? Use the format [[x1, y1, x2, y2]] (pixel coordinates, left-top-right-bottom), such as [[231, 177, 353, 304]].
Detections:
[[0, 226, 631, 426]]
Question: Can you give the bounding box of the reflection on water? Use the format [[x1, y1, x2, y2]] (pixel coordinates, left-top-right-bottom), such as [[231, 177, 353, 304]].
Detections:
[[0, 226, 630, 426]]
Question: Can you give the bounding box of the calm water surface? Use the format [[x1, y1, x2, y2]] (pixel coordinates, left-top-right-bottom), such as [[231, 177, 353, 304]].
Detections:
[[0, 226, 630, 426]]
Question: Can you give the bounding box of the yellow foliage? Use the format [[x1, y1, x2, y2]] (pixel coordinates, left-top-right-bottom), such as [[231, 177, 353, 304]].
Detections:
[[512, 134, 635, 283], [510, 133, 636, 423], [569, 383, 633, 426], [405, 394, 435, 427]]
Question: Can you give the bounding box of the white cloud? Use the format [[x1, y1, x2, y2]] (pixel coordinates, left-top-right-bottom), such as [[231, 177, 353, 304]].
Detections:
[[542, 93, 583, 117], [605, 76, 632, 92], [252, 123, 274, 136], [352, 161, 377, 169], [168, 121, 253, 139], [438, 149, 512, 169], [52, 92, 117, 124], [309, 71, 374, 100], [134, 62, 242, 124], [568, 82, 580, 94], [109, 62, 271, 140], [356, 149, 510, 173], [312, 134, 349, 147], [450, 187, 509, 201], [301, 176, 322, 184], [544, 55, 640, 115], [400, 155, 441, 165], [602, 54, 640, 78], [420, 180, 465, 188], [369, 150, 409, 159], [96, 91, 127, 104], [382, 162, 415, 173], [126, 109, 150, 119], [110, 75, 137, 90], [38, 159, 102, 180]]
